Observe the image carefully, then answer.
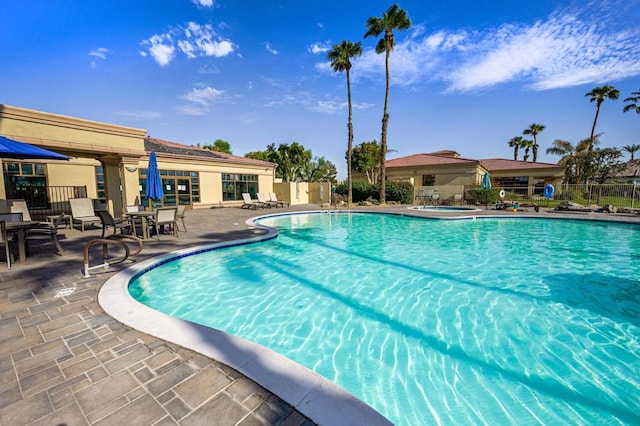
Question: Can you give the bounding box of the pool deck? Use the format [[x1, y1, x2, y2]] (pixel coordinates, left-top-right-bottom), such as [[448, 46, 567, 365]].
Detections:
[[2, 204, 639, 425]]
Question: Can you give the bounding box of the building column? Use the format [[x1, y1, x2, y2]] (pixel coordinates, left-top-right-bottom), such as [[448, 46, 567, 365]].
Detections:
[[120, 157, 142, 214]]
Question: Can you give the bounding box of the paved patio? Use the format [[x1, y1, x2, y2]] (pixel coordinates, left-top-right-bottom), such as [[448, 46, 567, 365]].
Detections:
[[0, 205, 318, 426], [2, 203, 639, 425]]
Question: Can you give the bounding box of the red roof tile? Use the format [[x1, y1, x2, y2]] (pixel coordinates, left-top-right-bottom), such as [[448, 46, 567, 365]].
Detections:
[[479, 158, 562, 171], [386, 153, 478, 168]]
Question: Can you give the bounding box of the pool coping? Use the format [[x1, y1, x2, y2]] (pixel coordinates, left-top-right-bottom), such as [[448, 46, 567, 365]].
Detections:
[[98, 212, 393, 426]]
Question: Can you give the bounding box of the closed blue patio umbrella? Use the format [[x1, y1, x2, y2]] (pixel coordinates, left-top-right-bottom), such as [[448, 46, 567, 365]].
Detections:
[[145, 152, 164, 207], [481, 172, 492, 208], [0, 135, 70, 160]]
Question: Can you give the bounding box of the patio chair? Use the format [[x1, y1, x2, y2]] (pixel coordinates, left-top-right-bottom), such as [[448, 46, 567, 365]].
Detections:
[[97, 210, 134, 238], [256, 193, 273, 208], [176, 205, 187, 232], [269, 192, 288, 208], [148, 207, 179, 240], [9, 199, 34, 221], [69, 198, 101, 231], [25, 213, 66, 256], [241, 193, 262, 209], [0, 221, 15, 269]]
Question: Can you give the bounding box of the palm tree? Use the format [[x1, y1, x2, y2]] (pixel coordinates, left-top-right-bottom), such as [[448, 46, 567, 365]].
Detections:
[[585, 85, 620, 151], [508, 136, 524, 160], [523, 123, 545, 162], [327, 40, 363, 208], [623, 90, 640, 114], [520, 139, 533, 162], [364, 3, 411, 204], [546, 137, 596, 183], [622, 144, 640, 161]]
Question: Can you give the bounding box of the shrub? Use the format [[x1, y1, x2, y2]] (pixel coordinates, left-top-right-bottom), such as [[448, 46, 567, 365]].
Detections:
[[333, 180, 413, 204]]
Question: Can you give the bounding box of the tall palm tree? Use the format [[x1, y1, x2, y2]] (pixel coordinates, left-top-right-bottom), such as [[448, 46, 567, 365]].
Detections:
[[585, 85, 620, 151], [364, 3, 411, 204], [546, 137, 596, 183], [327, 40, 363, 208], [520, 139, 533, 162], [623, 90, 640, 114], [622, 144, 640, 161], [523, 123, 545, 162], [508, 136, 524, 160]]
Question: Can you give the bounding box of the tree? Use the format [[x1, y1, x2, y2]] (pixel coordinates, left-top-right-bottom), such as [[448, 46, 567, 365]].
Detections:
[[364, 3, 411, 204], [300, 156, 338, 183], [203, 139, 232, 154], [581, 147, 624, 185], [351, 140, 382, 184], [520, 139, 533, 162], [585, 85, 620, 151], [245, 142, 313, 182], [507, 136, 524, 160], [622, 144, 640, 161], [244, 150, 270, 162], [523, 123, 545, 162], [546, 137, 592, 183], [327, 40, 363, 208], [623, 89, 640, 114]]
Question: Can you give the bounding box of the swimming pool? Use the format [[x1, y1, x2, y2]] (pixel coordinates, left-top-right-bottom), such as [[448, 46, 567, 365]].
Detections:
[[127, 213, 640, 425]]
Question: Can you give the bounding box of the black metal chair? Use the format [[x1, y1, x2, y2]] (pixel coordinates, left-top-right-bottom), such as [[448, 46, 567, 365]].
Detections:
[[97, 210, 133, 238], [25, 213, 66, 256]]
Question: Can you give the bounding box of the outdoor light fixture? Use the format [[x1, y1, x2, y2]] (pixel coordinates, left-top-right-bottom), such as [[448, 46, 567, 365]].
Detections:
[[125, 166, 138, 172]]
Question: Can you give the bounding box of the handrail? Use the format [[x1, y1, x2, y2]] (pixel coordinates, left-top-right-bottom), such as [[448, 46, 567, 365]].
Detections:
[[83, 234, 143, 278]]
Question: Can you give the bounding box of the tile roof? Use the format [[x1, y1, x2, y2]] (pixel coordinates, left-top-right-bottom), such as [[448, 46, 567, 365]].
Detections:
[[386, 153, 478, 167], [145, 137, 274, 167], [617, 159, 640, 177], [479, 158, 563, 171]]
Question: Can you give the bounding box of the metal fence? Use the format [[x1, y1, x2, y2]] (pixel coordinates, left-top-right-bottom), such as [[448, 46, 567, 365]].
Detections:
[[462, 183, 639, 208], [6, 185, 88, 221]]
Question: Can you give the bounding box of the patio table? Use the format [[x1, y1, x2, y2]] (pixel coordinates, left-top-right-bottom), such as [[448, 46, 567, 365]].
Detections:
[[125, 211, 155, 240], [5, 221, 45, 263]]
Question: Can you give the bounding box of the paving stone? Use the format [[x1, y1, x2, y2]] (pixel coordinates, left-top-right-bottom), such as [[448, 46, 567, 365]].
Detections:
[[133, 366, 155, 383], [18, 311, 49, 328], [86, 396, 129, 424], [173, 364, 233, 408], [16, 345, 71, 376], [180, 392, 249, 426], [155, 358, 182, 376], [31, 338, 65, 355], [227, 376, 269, 403], [12, 348, 32, 363], [0, 381, 22, 410], [48, 387, 76, 410], [21, 364, 64, 397], [30, 400, 87, 426], [145, 348, 177, 371], [87, 365, 110, 383], [281, 410, 309, 426], [88, 335, 121, 354], [152, 415, 179, 426], [113, 339, 140, 355], [65, 329, 99, 348], [94, 394, 166, 426], [164, 396, 191, 421], [125, 385, 147, 402], [104, 345, 151, 374], [0, 391, 53, 425], [146, 362, 196, 396], [157, 390, 176, 405], [76, 370, 139, 414], [62, 356, 101, 380]]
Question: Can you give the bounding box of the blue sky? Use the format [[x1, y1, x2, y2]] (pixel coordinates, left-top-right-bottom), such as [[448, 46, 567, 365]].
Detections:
[[2, 0, 639, 178]]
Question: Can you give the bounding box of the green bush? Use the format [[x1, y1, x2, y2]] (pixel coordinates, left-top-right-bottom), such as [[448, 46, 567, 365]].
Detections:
[[334, 180, 413, 204], [466, 187, 501, 204]]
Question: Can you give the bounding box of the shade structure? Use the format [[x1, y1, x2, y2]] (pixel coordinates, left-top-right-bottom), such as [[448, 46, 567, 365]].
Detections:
[[481, 172, 492, 190], [0, 135, 70, 160], [145, 152, 164, 203]]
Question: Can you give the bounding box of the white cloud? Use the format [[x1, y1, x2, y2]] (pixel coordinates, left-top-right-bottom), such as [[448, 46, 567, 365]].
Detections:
[[309, 41, 331, 54], [337, 4, 640, 92], [192, 0, 214, 7], [264, 89, 374, 114], [141, 22, 235, 66], [115, 111, 162, 120], [264, 42, 278, 55], [89, 47, 110, 60], [179, 85, 225, 115]]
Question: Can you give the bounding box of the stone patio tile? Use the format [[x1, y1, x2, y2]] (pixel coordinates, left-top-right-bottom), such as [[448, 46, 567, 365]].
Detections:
[[281, 410, 309, 426], [155, 358, 182, 376], [152, 415, 179, 426], [163, 396, 191, 421], [226, 376, 270, 403], [87, 335, 121, 354], [15, 345, 71, 376], [21, 364, 65, 397], [133, 366, 155, 384], [0, 333, 43, 358], [62, 356, 100, 379], [180, 392, 248, 426], [28, 297, 65, 314], [49, 387, 76, 410], [104, 344, 151, 374], [31, 337, 65, 356], [144, 348, 177, 371], [37, 311, 83, 333], [76, 370, 139, 414], [0, 391, 53, 425], [146, 362, 196, 396], [87, 365, 110, 383], [94, 394, 166, 426], [30, 400, 87, 426], [64, 329, 99, 348], [12, 348, 31, 363], [86, 396, 129, 424], [18, 311, 49, 328], [112, 339, 140, 355], [173, 364, 233, 408], [44, 372, 89, 396], [0, 381, 22, 410], [42, 321, 87, 341]]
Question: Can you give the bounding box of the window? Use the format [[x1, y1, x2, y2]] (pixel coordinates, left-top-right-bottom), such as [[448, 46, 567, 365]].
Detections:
[[95, 166, 106, 200], [222, 173, 258, 201], [139, 168, 200, 207], [2, 161, 48, 208], [422, 174, 435, 186]]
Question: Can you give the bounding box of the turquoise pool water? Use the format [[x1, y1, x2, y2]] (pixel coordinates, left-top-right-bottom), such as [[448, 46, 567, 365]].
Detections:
[[129, 213, 640, 425]]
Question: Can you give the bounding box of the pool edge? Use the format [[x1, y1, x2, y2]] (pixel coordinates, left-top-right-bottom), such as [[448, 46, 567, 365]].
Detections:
[[98, 214, 393, 426]]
